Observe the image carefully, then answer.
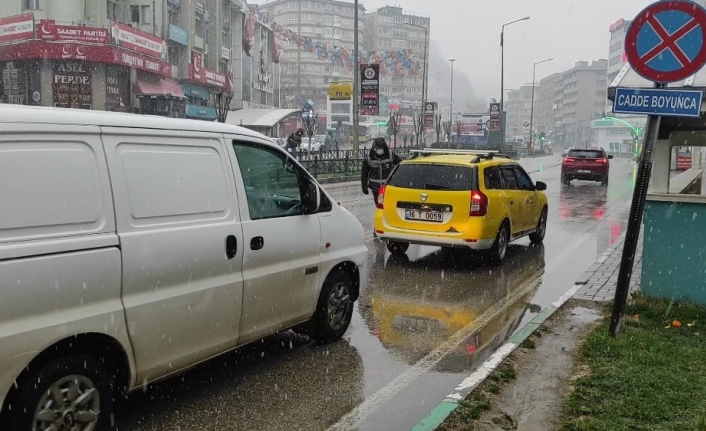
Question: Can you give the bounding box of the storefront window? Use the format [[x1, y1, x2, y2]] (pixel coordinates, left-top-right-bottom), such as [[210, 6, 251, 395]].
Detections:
[[52, 61, 92, 109], [1, 61, 40, 106], [106, 66, 131, 112]]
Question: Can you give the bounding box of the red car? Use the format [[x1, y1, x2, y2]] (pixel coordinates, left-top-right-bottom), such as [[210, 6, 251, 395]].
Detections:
[[561, 148, 613, 186]]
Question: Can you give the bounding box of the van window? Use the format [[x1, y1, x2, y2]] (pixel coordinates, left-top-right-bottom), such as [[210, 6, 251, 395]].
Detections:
[[388, 164, 478, 191], [233, 143, 304, 220], [0, 140, 104, 241], [118, 144, 229, 220]]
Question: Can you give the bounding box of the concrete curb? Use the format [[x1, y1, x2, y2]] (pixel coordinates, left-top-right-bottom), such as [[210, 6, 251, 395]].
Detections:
[[574, 234, 626, 285], [409, 283, 582, 431]]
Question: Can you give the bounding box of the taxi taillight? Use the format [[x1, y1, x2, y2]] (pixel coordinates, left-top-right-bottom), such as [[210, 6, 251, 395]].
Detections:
[[470, 190, 488, 216], [376, 185, 386, 209]]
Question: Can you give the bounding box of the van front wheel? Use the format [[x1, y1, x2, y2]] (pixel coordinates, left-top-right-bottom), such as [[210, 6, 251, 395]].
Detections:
[[10, 355, 114, 431], [313, 271, 355, 343]]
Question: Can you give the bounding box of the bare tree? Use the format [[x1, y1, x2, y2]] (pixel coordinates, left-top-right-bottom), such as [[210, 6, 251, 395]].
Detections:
[[412, 114, 424, 149], [389, 112, 401, 150], [442, 120, 452, 143], [216, 91, 232, 123], [434, 114, 443, 144], [279, 63, 323, 109], [301, 108, 318, 153]]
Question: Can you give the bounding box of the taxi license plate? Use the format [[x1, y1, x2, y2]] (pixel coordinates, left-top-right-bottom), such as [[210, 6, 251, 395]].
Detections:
[[405, 210, 443, 222], [577, 170, 592, 173]]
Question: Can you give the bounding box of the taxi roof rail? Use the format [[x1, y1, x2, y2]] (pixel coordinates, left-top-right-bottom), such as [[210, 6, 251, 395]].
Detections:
[[409, 148, 510, 162]]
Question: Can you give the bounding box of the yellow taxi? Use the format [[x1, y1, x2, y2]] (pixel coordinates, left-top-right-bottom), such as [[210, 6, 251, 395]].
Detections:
[[374, 149, 548, 264]]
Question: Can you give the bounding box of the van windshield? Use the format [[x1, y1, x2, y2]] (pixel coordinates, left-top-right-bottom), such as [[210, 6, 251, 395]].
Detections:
[[388, 164, 478, 191]]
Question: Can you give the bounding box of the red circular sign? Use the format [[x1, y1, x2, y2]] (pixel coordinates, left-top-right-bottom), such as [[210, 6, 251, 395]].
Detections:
[[625, 0, 706, 83]]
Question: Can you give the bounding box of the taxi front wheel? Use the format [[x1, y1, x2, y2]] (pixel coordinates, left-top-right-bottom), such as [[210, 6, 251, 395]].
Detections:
[[387, 241, 409, 254]]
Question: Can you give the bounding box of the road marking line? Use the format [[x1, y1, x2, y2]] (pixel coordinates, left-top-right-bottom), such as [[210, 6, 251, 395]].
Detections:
[[327, 224, 598, 431]]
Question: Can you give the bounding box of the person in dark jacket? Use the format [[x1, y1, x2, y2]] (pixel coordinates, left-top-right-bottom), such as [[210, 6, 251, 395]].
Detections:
[[286, 128, 304, 157], [361, 137, 402, 203]]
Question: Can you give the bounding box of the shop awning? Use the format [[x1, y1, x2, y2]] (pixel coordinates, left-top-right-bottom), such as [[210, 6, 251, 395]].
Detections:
[[134, 77, 186, 98], [225, 108, 300, 128]]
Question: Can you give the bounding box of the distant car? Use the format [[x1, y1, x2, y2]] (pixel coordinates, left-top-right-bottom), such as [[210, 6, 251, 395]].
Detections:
[[561, 148, 613, 186], [301, 138, 324, 154], [269, 137, 286, 149], [374, 149, 548, 265]]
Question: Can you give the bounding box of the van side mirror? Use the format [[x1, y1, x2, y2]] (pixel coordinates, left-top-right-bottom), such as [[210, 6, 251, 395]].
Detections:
[[303, 178, 321, 215], [535, 181, 547, 191]]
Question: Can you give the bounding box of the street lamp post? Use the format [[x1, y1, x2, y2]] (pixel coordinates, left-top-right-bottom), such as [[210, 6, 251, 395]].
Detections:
[[449, 58, 455, 131], [500, 16, 530, 148], [405, 22, 429, 142], [353, 0, 359, 153], [603, 115, 644, 158], [530, 57, 553, 153]]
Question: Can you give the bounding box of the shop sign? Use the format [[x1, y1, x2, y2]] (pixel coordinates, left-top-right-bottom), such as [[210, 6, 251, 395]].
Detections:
[[423, 101, 436, 131], [189, 50, 228, 89], [221, 46, 230, 59], [110, 21, 167, 60], [0, 41, 172, 78], [38, 20, 109, 44], [169, 24, 188, 46], [195, 1, 205, 15], [328, 81, 352, 100], [53, 61, 92, 108], [252, 73, 273, 93], [360, 63, 379, 116], [0, 13, 34, 43]]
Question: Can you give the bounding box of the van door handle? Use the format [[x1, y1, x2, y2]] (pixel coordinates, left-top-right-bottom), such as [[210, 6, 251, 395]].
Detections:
[[226, 235, 237, 259], [250, 236, 264, 251]]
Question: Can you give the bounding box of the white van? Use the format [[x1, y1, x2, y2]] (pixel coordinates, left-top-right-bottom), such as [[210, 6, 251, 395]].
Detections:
[[0, 105, 367, 430]]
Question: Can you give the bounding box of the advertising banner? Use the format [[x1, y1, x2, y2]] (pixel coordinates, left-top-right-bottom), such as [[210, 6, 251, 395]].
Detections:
[[329, 81, 352, 100], [110, 21, 167, 60], [423, 101, 436, 131], [38, 20, 109, 44], [0, 13, 34, 43], [360, 63, 379, 116], [189, 50, 228, 89], [489, 102, 501, 132]]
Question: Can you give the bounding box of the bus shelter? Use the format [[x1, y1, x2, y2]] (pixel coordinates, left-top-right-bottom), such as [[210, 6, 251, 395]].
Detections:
[[609, 63, 706, 304]]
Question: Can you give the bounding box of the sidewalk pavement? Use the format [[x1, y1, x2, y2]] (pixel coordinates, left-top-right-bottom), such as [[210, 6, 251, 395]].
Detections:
[[574, 231, 643, 302]]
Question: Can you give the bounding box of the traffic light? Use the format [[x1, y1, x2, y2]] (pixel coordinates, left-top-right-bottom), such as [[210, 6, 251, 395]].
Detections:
[[539, 132, 546, 143]]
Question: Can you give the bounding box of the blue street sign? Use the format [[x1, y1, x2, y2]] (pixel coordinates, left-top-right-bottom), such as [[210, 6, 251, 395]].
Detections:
[[613, 87, 703, 118]]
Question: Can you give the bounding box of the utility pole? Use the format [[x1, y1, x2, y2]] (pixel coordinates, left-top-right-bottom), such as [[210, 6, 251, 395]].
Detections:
[[297, 0, 301, 96], [449, 58, 455, 126], [352, 0, 360, 153]]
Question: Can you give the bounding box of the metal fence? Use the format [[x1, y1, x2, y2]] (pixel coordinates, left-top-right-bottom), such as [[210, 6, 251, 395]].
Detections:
[[296, 147, 414, 178]]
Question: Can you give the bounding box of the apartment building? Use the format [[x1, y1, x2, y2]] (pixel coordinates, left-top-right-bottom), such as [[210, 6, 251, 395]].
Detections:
[[0, 0, 247, 120], [257, 0, 365, 112], [504, 85, 534, 139], [364, 6, 428, 108], [534, 60, 607, 148]]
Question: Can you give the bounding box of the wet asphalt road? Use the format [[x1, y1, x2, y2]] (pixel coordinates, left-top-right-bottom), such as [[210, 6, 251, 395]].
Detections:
[[113, 155, 636, 431]]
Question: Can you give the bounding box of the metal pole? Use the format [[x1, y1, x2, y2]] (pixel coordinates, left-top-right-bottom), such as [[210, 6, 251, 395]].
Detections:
[[421, 26, 428, 146], [530, 65, 536, 152], [449, 59, 455, 126], [609, 82, 664, 337], [352, 0, 359, 153], [500, 28, 505, 148], [297, 0, 301, 93]]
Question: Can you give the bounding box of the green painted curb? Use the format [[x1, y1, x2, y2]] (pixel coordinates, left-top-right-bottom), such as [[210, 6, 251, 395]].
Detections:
[[410, 402, 459, 431]]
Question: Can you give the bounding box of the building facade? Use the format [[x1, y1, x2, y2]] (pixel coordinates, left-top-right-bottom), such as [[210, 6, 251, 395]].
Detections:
[[363, 6, 428, 109], [0, 0, 282, 119], [504, 85, 534, 140], [534, 60, 607, 148], [257, 0, 365, 114]]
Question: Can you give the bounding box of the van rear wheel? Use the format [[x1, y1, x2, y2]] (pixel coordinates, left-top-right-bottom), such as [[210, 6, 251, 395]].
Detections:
[[10, 355, 114, 431]]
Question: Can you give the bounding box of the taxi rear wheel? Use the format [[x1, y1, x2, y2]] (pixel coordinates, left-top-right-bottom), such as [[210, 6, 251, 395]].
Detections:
[[529, 207, 548, 244], [489, 222, 510, 265], [387, 241, 409, 254]]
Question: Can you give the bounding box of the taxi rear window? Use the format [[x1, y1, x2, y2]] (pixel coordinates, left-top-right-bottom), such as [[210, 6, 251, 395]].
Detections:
[[388, 163, 477, 191], [568, 149, 603, 158]]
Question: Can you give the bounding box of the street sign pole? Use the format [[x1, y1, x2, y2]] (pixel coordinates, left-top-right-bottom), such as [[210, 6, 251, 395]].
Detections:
[[609, 83, 663, 337], [608, 0, 706, 337]]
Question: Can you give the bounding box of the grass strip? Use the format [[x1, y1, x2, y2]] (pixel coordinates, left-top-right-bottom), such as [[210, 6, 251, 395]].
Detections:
[[562, 296, 706, 431]]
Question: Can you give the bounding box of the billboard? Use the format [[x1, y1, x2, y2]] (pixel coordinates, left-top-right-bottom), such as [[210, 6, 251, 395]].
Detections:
[[360, 63, 380, 116]]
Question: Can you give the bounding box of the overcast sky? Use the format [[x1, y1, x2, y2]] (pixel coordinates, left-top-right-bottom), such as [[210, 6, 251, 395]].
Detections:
[[358, 0, 654, 99]]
